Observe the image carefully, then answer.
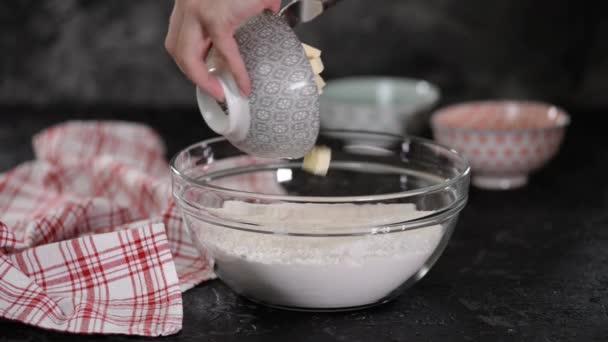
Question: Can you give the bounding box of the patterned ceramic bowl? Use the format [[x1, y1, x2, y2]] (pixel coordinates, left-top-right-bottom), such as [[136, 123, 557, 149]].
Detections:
[[197, 12, 320, 159], [320, 77, 440, 136], [431, 101, 570, 190]]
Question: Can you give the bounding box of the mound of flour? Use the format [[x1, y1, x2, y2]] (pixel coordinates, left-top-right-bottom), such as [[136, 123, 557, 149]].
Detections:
[[191, 201, 445, 309]]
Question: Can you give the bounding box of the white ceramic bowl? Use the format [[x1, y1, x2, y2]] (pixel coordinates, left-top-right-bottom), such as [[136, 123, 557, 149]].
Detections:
[[320, 77, 440, 136]]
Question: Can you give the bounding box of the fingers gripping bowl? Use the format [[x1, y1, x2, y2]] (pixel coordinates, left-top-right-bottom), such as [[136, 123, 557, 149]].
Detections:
[[196, 12, 321, 159], [171, 131, 470, 311]]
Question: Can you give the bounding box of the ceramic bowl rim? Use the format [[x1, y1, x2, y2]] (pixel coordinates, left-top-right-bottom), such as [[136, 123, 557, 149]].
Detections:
[[431, 100, 571, 133], [320, 76, 441, 109], [170, 130, 470, 203]]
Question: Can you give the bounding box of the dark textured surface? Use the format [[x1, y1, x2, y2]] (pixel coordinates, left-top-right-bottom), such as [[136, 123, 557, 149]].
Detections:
[[0, 1, 607, 109], [0, 107, 607, 341]]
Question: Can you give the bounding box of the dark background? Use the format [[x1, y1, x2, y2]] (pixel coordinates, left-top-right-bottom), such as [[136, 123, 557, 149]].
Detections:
[[1, 2, 608, 341], [1, 0, 606, 110]]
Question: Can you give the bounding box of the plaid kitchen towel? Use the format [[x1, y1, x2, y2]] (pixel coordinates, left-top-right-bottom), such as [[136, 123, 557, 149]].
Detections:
[[0, 121, 216, 336]]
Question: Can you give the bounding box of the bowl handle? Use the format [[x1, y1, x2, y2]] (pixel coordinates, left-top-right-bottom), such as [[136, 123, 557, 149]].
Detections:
[[196, 68, 250, 142]]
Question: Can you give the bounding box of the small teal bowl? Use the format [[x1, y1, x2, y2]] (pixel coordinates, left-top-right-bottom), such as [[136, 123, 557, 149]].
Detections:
[[320, 77, 441, 136]]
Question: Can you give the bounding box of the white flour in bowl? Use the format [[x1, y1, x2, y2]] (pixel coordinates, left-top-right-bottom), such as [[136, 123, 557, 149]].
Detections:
[[186, 202, 446, 309]]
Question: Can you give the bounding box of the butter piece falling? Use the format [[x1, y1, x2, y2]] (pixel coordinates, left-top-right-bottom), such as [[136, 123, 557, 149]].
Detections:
[[302, 146, 332, 176]]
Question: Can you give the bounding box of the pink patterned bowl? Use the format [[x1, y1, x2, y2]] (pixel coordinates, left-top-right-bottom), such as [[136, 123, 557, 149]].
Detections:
[[431, 101, 570, 190]]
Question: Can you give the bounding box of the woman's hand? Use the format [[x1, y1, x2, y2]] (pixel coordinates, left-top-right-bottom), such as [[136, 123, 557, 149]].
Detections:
[[165, 0, 281, 100]]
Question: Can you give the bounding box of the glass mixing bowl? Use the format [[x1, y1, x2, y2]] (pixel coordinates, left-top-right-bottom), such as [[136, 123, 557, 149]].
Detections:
[[171, 131, 470, 311]]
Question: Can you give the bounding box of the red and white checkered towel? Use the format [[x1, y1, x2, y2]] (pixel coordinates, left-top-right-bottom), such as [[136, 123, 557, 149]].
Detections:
[[0, 121, 215, 336]]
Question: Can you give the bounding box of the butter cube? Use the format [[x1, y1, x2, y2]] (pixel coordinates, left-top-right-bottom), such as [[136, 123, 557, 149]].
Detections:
[[302, 43, 322, 59], [302, 146, 332, 176], [315, 75, 326, 94], [302, 43, 325, 93], [308, 57, 324, 74]]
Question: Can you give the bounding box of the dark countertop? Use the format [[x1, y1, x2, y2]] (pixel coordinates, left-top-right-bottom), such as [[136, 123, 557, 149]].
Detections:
[[0, 107, 606, 341]]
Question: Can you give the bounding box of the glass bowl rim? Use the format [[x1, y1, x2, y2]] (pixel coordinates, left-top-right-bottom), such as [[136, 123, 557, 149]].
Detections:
[[170, 130, 471, 203]]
